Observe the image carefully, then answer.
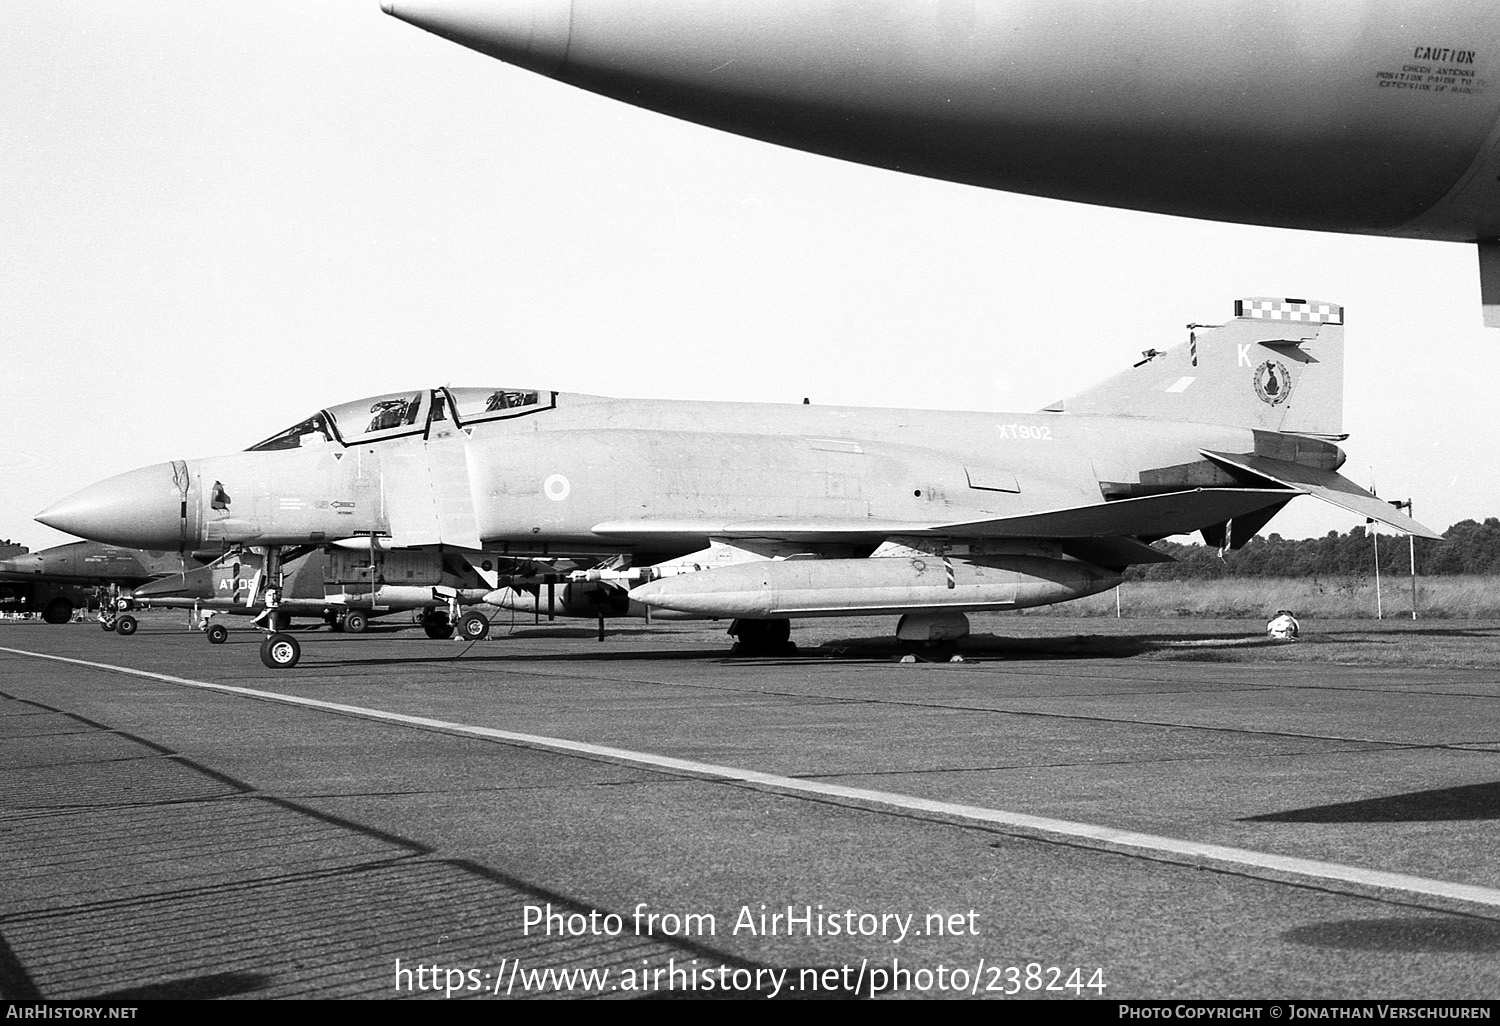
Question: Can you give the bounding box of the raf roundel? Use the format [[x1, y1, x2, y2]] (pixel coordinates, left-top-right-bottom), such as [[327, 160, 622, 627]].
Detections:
[[1253, 360, 1293, 406], [543, 474, 571, 501]]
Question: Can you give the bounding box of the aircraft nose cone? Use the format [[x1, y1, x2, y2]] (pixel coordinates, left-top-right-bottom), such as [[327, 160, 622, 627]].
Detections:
[[382, 0, 573, 76], [36, 463, 187, 548]]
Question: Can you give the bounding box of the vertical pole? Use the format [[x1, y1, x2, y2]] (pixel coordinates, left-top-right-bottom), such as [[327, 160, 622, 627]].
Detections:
[[1373, 528, 1382, 620], [1408, 532, 1418, 620], [1115, 585, 1121, 618], [1406, 499, 1418, 621]]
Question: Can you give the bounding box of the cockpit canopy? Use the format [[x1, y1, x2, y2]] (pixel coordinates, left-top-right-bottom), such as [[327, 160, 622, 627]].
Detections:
[[247, 387, 553, 451]]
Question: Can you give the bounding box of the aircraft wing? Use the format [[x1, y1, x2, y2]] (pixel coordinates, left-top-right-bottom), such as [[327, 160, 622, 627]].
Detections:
[[593, 488, 1293, 546], [935, 488, 1295, 539], [0, 565, 160, 587], [1201, 452, 1442, 540], [590, 518, 961, 545]]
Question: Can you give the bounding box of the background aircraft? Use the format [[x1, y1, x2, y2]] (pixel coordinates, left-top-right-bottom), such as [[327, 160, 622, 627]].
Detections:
[[37, 297, 1436, 667], [0, 541, 206, 625], [384, 0, 1500, 325], [127, 545, 502, 642]]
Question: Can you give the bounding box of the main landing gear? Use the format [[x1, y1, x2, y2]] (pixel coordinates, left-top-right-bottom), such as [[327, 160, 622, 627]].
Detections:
[[422, 610, 455, 640], [457, 610, 490, 641], [894, 611, 970, 663], [728, 618, 795, 657], [42, 597, 74, 625], [95, 584, 132, 632]]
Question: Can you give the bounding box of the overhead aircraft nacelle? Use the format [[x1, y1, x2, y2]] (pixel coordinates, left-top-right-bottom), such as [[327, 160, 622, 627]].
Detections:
[[384, 0, 1500, 322]]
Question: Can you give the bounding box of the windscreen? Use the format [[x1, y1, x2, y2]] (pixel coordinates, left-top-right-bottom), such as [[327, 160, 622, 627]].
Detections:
[[246, 413, 335, 452]]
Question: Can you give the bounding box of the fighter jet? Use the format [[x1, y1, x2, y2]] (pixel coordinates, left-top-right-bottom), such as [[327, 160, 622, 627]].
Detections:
[[128, 546, 499, 644], [0, 540, 205, 627], [37, 297, 1437, 668], [382, 1, 1500, 324]]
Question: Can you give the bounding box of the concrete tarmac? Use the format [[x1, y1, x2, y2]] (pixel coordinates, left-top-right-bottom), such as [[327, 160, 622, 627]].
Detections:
[[2, 613, 1498, 1000]]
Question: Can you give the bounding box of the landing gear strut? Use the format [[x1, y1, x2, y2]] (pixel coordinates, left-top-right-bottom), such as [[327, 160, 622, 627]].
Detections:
[[250, 545, 301, 669]]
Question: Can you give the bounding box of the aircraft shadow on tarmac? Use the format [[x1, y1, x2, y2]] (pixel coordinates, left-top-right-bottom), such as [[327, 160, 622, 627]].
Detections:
[[306, 629, 1303, 668], [91, 971, 272, 1001], [1243, 782, 1500, 824], [1282, 917, 1500, 954]]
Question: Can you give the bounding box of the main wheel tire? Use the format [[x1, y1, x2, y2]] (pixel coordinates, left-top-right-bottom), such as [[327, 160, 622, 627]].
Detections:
[[115, 615, 138, 636], [457, 611, 490, 641], [207, 623, 229, 645], [41, 598, 72, 625], [260, 632, 301, 669], [101, 620, 116, 632], [343, 611, 368, 634], [424, 621, 455, 640], [730, 618, 793, 656]]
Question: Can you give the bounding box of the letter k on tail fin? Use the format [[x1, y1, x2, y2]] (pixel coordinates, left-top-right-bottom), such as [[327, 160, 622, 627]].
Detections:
[[1046, 298, 1345, 437]]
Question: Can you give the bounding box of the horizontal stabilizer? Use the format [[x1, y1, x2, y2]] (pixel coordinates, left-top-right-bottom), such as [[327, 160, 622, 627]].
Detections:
[[1201, 451, 1442, 540], [937, 488, 1295, 540]]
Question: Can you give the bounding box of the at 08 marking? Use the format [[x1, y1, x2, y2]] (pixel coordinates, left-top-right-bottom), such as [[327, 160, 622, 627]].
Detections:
[[995, 424, 1052, 440]]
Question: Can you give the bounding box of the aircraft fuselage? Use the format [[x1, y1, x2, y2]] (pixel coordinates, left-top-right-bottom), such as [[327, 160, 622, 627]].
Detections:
[[42, 394, 1271, 554]]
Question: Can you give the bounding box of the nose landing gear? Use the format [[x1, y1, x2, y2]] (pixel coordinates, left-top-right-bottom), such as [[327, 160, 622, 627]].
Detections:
[[249, 545, 302, 669], [260, 632, 301, 668]]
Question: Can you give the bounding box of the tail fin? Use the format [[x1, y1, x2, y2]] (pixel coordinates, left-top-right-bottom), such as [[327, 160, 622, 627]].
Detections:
[[1046, 298, 1345, 437]]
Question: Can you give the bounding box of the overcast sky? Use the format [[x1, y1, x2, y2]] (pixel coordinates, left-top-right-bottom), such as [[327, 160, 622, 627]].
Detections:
[[4, 1, 1496, 553]]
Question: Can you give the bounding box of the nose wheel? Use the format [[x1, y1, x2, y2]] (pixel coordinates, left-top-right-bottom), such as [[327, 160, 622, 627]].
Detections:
[[260, 632, 301, 668]]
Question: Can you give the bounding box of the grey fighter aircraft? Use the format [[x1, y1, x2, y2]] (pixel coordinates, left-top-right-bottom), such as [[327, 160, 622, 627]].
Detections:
[[383, 0, 1500, 324], [0, 541, 206, 627], [37, 297, 1436, 668], [128, 545, 498, 643]]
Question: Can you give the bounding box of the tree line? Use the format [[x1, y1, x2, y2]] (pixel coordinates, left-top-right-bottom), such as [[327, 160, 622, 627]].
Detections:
[[1126, 518, 1500, 580]]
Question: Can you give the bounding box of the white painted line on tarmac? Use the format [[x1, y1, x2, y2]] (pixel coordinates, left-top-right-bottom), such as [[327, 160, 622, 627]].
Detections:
[[8, 645, 1500, 911]]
